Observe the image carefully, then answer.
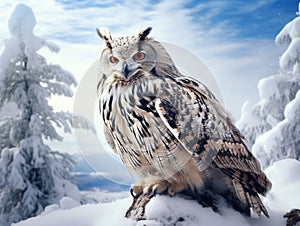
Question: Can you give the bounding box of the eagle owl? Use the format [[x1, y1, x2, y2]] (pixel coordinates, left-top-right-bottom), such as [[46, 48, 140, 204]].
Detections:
[[96, 27, 272, 218]]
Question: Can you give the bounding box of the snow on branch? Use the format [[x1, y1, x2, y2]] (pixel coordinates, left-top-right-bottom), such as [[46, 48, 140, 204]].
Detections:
[[276, 17, 300, 46], [276, 15, 300, 74], [53, 111, 96, 134], [279, 38, 300, 72]]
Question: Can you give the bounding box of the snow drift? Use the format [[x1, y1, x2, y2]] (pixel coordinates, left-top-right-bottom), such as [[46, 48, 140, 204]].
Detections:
[[13, 159, 300, 226]]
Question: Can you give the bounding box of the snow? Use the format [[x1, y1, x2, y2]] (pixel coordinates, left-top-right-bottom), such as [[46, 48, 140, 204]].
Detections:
[[275, 14, 300, 74], [60, 197, 81, 210], [9, 196, 283, 226], [13, 198, 134, 226], [10, 148, 26, 190], [238, 8, 300, 164], [81, 189, 129, 204], [275, 16, 300, 45], [284, 90, 300, 122], [264, 159, 300, 212], [0, 4, 33, 88], [252, 89, 300, 169], [41, 204, 60, 216], [7, 4, 42, 68], [252, 120, 290, 169], [8, 4, 36, 41], [3, 3, 60, 70], [257, 76, 279, 99], [0, 38, 20, 85], [2, 3, 299, 226], [0, 3, 91, 225], [279, 38, 300, 73], [13, 159, 300, 226], [0, 102, 18, 118]]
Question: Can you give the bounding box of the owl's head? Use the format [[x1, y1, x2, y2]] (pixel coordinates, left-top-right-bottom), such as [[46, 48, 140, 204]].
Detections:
[[97, 27, 179, 83]]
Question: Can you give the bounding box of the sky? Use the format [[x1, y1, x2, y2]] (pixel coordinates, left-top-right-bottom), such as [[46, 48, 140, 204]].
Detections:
[[0, 0, 299, 178], [0, 0, 298, 118]]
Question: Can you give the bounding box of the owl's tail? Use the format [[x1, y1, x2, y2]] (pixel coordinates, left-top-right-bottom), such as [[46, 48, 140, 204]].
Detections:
[[232, 180, 269, 218]]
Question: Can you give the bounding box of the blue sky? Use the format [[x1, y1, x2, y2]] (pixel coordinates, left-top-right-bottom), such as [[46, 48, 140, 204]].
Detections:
[[41, 0, 298, 42], [0, 0, 298, 117], [24, 0, 296, 99], [0, 1, 299, 175], [182, 0, 297, 39], [0, 0, 298, 128]]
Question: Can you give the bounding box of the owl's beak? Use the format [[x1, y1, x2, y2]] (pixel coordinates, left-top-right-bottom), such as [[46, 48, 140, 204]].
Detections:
[[122, 63, 130, 78], [122, 61, 139, 79]]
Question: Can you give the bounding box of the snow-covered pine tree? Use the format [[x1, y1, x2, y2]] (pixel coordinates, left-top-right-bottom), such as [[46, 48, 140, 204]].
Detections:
[[0, 4, 90, 225], [237, 4, 300, 169]]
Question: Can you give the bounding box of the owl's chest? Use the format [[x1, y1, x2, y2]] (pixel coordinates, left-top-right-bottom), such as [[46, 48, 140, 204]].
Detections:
[[99, 84, 166, 168], [98, 78, 205, 179]]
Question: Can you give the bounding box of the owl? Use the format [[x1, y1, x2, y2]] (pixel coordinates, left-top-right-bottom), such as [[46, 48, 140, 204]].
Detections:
[[96, 27, 272, 219]]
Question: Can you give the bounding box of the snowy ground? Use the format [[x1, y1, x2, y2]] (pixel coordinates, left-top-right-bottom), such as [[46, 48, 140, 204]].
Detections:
[[13, 159, 300, 226], [81, 189, 130, 204]]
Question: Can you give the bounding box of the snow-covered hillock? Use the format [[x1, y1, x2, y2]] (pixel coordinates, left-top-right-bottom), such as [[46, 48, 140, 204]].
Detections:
[[13, 159, 300, 226], [263, 159, 300, 212]]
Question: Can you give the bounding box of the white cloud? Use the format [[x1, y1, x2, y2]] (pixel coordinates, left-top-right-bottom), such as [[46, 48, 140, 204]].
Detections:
[[0, 0, 286, 160]]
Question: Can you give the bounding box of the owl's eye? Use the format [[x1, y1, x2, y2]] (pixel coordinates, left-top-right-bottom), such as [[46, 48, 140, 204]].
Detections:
[[133, 51, 146, 61], [109, 55, 119, 64]]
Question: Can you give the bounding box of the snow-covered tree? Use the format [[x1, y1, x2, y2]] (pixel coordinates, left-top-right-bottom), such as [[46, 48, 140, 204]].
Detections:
[[236, 74, 299, 149], [237, 5, 300, 169], [0, 4, 91, 225]]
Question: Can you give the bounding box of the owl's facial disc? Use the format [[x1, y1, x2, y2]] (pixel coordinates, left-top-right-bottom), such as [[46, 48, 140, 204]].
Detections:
[[103, 41, 155, 82], [108, 49, 145, 80]]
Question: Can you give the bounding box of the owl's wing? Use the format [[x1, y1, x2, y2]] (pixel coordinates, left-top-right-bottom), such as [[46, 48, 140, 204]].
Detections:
[[155, 76, 272, 216]]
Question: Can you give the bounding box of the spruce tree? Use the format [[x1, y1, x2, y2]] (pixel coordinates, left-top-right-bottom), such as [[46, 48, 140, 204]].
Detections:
[[237, 6, 300, 169], [0, 4, 87, 225]]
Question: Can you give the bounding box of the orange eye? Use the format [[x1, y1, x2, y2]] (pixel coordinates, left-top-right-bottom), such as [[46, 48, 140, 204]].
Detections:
[[109, 55, 119, 64], [133, 51, 146, 61]]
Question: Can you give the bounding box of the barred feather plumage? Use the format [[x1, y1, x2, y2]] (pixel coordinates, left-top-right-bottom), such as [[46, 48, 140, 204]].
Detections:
[[97, 27, 272, 218]]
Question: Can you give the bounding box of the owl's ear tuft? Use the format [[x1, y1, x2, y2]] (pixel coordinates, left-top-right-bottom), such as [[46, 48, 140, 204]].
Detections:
[[96, 28, 113, 49], [137, 27, 152, 41]]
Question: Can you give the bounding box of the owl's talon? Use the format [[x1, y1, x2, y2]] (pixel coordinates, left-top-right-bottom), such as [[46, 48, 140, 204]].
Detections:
[[130, 184, 144, 198], [167, 188, 175, 196], [130, 188, 138, 198], [148, 187, 157, 198]]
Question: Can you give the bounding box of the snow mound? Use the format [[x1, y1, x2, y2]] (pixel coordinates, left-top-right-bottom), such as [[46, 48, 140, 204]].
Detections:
[[13, 159, 300, 226], [13, 195, 286, 226], [284, 90, 300, 122], [279, 38, 300, 71], [275, 16, 300, 45], [276, 14, 300, 74], [8, 4, 36, 41], [236, 100, 262, 129], [257, 76, 278, 99], [13, 198, 134, 226], [40, 191, 81, 216], [41, 197, 81, 216], [60, 197, 81, 210], [264, 159, 300, 212]]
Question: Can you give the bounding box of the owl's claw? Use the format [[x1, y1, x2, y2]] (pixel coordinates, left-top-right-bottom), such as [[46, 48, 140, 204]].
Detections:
[[130, 184, 144, 198], [126, 190, 152, 220], [142, 180, 183, 197], [130, 188, 138, 198], [148, 187, 157, 198]]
